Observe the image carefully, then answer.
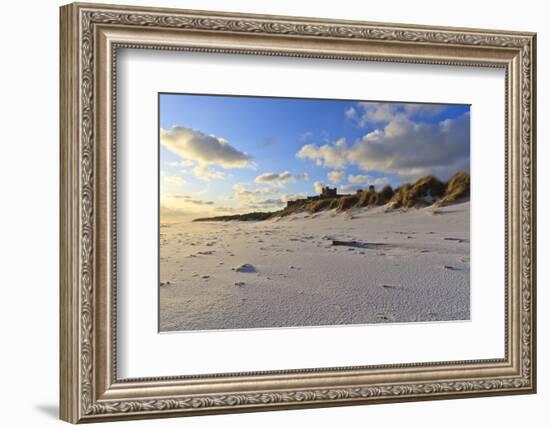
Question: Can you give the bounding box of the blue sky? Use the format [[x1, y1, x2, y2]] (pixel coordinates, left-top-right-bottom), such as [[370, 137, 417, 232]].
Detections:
[[159, 93, 470, 219]]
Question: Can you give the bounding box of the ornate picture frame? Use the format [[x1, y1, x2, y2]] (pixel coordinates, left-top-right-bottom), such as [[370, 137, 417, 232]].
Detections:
[[60, 2, 536, 423]]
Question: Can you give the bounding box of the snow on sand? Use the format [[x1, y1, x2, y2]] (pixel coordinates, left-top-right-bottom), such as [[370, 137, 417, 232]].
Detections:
[[159, 202, 470, 332]]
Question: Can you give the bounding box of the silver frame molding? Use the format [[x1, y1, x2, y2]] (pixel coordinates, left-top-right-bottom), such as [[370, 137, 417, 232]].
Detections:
[[60, 2, 537, 423]]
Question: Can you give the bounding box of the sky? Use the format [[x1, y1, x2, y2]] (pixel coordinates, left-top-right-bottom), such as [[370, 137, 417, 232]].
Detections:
[[159, 93, 470, 219]]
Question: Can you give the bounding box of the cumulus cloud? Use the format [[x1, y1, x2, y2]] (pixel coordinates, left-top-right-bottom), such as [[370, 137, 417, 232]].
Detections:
[[348, 113, 469, 180], [356, 102, 401, 124], [296, 138, 348, 169], [298, 112, 469, 182], [230, 183, 278, 199], [160, 126, 252, 168], [404, 103, 447, 117], [348, 102, 448, 127], [328, 170, 345, 183], [226, 183, 287, 211], [255, 171, 292, 186], [254, 171, 308, 187]]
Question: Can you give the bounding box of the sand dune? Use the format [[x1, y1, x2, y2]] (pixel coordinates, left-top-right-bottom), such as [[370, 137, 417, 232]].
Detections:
[[159, 202, 470, 332]]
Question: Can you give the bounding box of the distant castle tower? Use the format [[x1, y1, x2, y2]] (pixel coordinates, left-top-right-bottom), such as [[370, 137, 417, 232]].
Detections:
[[320, 186, 337, 198], [285, 185, 338, 208]]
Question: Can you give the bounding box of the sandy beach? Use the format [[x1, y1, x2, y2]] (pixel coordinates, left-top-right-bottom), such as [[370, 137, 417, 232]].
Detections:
[[159, 202, 470, 332]]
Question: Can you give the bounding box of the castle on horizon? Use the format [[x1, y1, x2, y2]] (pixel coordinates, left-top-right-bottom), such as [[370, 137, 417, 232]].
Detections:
[[320, 186, 337, 198], [286, 186, 340, 208]]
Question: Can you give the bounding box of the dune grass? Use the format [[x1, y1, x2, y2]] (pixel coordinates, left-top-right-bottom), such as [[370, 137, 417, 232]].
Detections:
[[193, 171, 470, 222], [436, 171, 470, 206], [388, 175, 446, 208]]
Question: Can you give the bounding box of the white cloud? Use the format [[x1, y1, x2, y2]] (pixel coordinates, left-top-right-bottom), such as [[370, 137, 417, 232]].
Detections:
[[347, 174, 370, 184], [296, 138, 348, 169], [160, 126, 251, 168], [298, 112, 469, 182], [160, 193, 218, 219], [345, 106, 357, 119], [165, 159, 195, 168], [255, 171, 292, 186], [230, 183, 278, 199], [167, 194, 214, 205], [247, 199, 286, 209], [347, 174, 390, 187], [243, 192, 309, 210], [356, 102, 400, 125], [404, 104, 447, 117], [227, 183, 285, 211], [348, 113, 469, 181], [162, 175, 186, 186], [225, 183, 311, 213], [313, 181, 324, 194], [328, 170, 345, 183], [376, 177, 390, 187], [192, 164, 228, 181], [348, 102, 448, 128], [372, 177, 391, 188], [340, 176, 389, 193], [182, 199, 214, 206], [231, 183, 246, 193], [254, 171, 308, 187], [282, 193, 308, 202], [338, 184, 362, 194]]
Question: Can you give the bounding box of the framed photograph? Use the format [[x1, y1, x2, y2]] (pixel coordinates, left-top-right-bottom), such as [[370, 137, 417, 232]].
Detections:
[[60, 2, 537, 423]]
